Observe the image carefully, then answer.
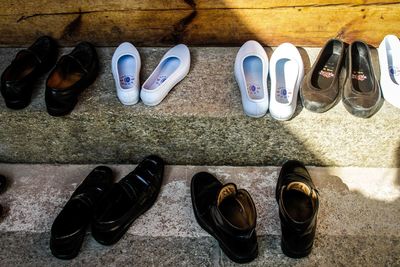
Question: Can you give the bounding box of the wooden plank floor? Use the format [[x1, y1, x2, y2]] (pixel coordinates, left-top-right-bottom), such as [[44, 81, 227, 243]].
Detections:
[[0, 1, 399, 47]]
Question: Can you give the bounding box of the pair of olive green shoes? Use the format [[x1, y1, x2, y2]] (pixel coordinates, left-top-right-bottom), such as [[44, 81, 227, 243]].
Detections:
[[301, 38, 382, 118]]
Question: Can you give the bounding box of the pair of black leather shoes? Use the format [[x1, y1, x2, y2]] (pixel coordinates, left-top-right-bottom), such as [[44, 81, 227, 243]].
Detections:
[[300, 39, 382, 118], [191, 161, 319, 262], [1, 36, 57, 109], [0, 36, 99, 116], [50, 155, 164, 259]]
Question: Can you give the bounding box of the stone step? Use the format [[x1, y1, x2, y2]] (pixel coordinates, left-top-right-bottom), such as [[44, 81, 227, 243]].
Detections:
[[0, 47, 399, 167], [0, 164, 398, 266]]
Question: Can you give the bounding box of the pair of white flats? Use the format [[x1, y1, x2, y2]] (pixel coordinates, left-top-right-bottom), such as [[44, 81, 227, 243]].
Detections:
[[112, 43, 190, 106], [378, 35, 400, 109], [235, 40, 304, 120]]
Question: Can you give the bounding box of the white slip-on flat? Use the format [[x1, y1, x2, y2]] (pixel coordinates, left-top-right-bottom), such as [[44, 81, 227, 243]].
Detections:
[[112, 42, 141, 105], [269, 43, 304, 121], [141, 44, 190, 106], [234, 40, 269, 118], [378, 34, 400, 108]]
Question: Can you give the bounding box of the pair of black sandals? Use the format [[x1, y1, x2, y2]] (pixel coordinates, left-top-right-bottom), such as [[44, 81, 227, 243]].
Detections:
[[50, 155, 164, 259]]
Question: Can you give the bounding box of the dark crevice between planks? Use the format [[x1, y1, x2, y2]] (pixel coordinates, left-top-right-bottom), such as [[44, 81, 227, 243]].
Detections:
[[184, 0, 196, 9], [16, 8, 191, 23], [61, 12, 83, 40], [17, 10, 90, 23], [161, 0, 197, 44]]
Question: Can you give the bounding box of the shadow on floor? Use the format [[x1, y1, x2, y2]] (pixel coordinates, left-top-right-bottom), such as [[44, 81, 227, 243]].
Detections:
[[396, 142, 400, 186], [0, 164, 399, 266]]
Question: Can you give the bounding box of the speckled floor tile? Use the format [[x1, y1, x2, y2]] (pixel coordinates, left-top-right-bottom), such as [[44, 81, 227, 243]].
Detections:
[[0, 164, 398, 266], [0, 47, 399, 167]]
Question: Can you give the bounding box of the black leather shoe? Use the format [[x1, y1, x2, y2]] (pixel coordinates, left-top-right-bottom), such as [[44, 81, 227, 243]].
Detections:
[[342, 40, 383, 118], [276, 160, 319, 258], [45, 42, 99, 116], [300, 39, 346, 112], [191, 172, 258, 263], [92, 155, 164, 245], [1, 36, 57, 109], [50, 166, 113, 260]]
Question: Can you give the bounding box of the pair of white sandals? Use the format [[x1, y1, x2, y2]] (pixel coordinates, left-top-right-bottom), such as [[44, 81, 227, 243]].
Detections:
[[235, 40, 304, 120], [112, 43, 190, 106]]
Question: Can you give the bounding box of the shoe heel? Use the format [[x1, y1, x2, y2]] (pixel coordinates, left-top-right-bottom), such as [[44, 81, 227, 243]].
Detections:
[[5, 97, 31, 110], [281, 238, 312, 258], [82, 59, 99, 91]]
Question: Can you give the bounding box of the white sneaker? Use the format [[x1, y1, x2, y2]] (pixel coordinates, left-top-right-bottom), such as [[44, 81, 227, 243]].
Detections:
[[378, 34, 400, 108], [269, 43, 304, 120], [141, 44, 190, 106], [112, 42, 141, 105], [234, 40, 269, 118]]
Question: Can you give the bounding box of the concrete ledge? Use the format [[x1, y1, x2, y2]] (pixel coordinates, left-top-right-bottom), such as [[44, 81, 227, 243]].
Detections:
[[0, 47, 399, 167], [0, 164, 398, 265], [1, 233, 398, 266]]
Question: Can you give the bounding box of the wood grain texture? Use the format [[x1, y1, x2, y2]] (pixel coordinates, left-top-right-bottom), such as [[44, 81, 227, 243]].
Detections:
[[196, 0, 399, 8], [0, 0, 399, 47]]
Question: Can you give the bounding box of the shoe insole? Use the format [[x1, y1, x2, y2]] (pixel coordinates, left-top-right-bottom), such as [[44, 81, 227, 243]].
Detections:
[[4, 51, 38, 81], [146, 57, 180, 90], [117, 55, 136, 89], [53, 201, 90, 237], [243, 56, 264, 100], [47, 71, 82, 89], [47, 58, 83, 90], [283, 190, 313, 222], [386, 44, 400, 85], [312, 54, 340, 89], [351, 45, 373, 93], [275, 59, 298, 104], [219, 195, 251, 229]]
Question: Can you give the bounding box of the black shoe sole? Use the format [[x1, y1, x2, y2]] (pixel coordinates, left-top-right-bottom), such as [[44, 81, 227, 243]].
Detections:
[[192, 210, 258, 263], [46, 104, 75, 117], [50, 234, 85, 260], [281, 239, 312, 258], [4, 97, 31, 110]]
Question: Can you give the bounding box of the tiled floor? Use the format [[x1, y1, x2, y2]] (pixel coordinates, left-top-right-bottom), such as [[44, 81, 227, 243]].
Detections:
[[0, 164, 398, 266]]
